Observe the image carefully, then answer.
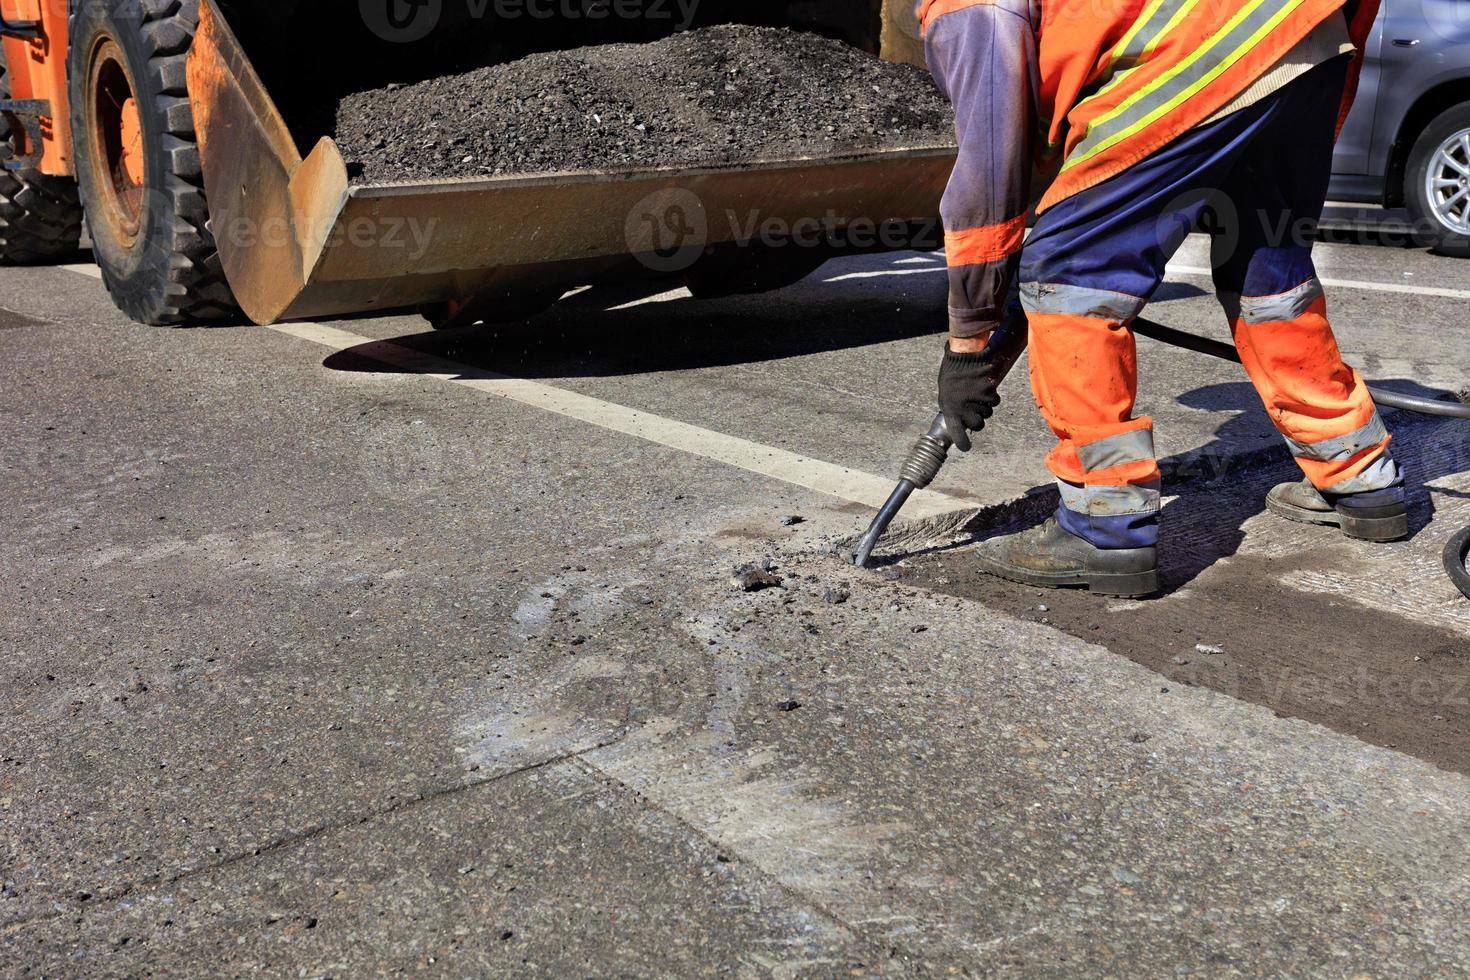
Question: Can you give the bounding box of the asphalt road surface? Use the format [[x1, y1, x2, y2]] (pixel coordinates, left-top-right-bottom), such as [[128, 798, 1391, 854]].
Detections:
[[4, 232, 1469, 975]]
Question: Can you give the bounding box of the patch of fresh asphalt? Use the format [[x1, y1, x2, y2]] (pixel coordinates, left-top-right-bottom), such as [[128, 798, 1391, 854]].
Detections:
[[905, 408, 1470, 775], [2, 244, 1468, 973]]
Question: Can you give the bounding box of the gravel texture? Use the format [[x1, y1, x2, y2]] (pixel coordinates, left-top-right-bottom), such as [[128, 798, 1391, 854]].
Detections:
[[332, 25, 953, 183]]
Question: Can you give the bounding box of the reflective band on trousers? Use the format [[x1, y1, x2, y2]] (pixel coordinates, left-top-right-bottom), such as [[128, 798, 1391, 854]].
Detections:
[[1237, 277, 1324, 324], [1059, 478, 1163, 516], [1020, 281, 1149, 321], [1325, 454, 1400, 495], [1283, 413, 1388, 463], [1077, 428, 1157, 473]]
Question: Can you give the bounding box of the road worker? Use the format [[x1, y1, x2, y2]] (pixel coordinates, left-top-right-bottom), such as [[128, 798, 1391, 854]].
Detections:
[[921, 0, 1408, 598]]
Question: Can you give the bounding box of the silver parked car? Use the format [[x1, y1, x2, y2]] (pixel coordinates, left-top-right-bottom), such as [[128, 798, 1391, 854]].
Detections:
[[1332, 0, 1470, 254]]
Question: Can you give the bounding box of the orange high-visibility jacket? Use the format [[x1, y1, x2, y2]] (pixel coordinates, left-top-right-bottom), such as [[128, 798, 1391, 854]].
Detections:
[[919, 0, 1379, 210], [917, 0, 1380, 336]]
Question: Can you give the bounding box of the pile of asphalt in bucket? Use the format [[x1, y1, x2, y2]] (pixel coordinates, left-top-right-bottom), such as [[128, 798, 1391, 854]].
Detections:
[[332, 25, 954, 183]]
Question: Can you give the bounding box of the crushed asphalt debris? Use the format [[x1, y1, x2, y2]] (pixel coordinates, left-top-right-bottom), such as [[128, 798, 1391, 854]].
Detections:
[[732, 563, 782, 592], [332, 25, 954, 183]]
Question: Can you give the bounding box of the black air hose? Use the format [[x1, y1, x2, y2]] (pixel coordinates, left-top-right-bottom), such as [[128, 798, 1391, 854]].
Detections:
[[1446, 527, 1470, 602]]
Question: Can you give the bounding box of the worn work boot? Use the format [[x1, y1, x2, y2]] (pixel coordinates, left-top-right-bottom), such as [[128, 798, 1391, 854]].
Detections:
[[973, 518, 1161, 598], [1266, 479, 1409, 542]]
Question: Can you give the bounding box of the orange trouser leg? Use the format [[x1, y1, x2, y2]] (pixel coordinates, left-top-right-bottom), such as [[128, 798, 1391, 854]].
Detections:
[[1231, 285, 1396, 494], [1027, 311, 1163, 545]]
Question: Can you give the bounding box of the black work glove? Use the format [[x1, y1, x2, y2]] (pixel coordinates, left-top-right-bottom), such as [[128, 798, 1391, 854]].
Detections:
[[938, 343, 1001, 453]]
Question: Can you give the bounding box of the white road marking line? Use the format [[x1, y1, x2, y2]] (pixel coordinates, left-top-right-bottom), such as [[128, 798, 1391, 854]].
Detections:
[[265, 321, 975, 519], [57, 263, 971, 517], [605, 287, 689, 310], [825, 263, 1470, 301], [74, 254, 1463, 303], [823, 268, 946, 283], [1166, 264, 1470, 301]]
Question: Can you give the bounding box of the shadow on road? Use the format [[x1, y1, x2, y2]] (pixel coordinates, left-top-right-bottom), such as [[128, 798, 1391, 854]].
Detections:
[[322, 267, 949, 379], [317, 255, 1468, 595], [906, 385, 1470, 595]]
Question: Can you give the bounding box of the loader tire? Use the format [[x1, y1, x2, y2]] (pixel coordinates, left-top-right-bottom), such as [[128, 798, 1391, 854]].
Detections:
[[68, 0, 238, 325], [0, 50, 83, 264]]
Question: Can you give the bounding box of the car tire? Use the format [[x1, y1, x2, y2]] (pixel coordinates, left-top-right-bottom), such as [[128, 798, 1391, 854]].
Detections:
[[0, 48, 84, 264], [68, 0, 238, 325], [1405, 103, 1470, 258]]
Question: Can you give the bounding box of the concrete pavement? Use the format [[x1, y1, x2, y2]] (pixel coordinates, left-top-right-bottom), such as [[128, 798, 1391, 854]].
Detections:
[[3, 239, 1469, 974]]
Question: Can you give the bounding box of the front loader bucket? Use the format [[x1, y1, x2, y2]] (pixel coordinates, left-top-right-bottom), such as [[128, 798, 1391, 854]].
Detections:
[[186, 0, 957, 326]]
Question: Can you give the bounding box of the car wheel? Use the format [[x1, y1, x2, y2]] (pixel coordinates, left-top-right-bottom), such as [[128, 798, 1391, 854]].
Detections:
[[68, 0, 238, 324], [1405, 103, 1470, 258]]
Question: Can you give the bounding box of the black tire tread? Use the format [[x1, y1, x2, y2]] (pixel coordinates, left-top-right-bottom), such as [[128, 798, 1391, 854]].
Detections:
[[0, 53, 83, 265], [70, 0, 238, 325]]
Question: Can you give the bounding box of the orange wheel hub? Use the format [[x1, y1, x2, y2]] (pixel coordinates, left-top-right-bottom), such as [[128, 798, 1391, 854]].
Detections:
[[85, 38, 145, 246], [118, 97, 144, 189]]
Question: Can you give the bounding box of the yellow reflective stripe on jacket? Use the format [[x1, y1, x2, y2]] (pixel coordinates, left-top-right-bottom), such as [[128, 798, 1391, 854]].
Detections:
[[1066, 0, 1309, 170], [1106, 0, 1203, 75], [1082, 0, 1209, 114]]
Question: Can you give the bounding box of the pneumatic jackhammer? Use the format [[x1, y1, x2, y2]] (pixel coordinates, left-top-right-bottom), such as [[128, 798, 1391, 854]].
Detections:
[[851, 309, 1029, 569], [853, 311, 1470, 602]]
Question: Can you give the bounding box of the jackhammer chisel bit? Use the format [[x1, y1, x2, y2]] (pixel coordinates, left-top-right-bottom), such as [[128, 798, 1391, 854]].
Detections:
[[853, 314, 1031, 568]]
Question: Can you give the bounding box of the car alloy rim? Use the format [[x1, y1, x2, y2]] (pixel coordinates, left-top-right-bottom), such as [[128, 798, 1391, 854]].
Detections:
[[1426, 126, 1470, 236]]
